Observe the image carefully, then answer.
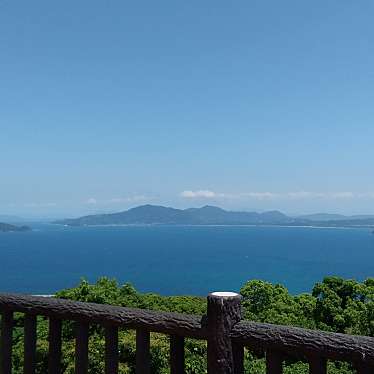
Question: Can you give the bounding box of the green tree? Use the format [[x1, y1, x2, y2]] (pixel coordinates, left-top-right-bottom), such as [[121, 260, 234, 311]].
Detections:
[[312, 276, 374, 335], [240, 280, 316, 328], [9, 276, 374, 373]]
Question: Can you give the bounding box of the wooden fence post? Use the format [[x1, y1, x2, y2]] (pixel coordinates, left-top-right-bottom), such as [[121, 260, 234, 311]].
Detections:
[[207, 292, 242, 374]]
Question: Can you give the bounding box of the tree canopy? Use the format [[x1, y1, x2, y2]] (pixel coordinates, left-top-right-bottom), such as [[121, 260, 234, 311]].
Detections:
[[7, 276, 374, 373]]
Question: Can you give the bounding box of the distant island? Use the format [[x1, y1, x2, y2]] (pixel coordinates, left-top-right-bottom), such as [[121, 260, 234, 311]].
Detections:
[[0, 222, 31, 232], [54, 204, 374, 228], [0, 214, 24, 223]]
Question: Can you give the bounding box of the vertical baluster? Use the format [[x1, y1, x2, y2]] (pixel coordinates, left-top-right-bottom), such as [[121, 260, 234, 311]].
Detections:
[[355, 362, 374, 374], [24, 314, 37, 374], [308, 355, 326, 374], [266, 350, 283, 374], [170, 335, 184, 374], [105, 326, 118, 374], [206, 292, 242, 374], [75, 322, 89, 374], [1, 310, 13, 374], [136, 328, 150, 374], [48, 318, 62, 374], [233, 342, 244, 374]]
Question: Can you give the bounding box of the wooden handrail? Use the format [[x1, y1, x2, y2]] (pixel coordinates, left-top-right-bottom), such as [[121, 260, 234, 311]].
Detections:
[[230, 320, 374, 364], [1, 292, 374, 373], [0, 292, 206, 339]]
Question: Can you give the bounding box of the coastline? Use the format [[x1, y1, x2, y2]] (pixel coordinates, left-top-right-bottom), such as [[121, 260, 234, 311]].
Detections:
[[55, 223, 374, 230]]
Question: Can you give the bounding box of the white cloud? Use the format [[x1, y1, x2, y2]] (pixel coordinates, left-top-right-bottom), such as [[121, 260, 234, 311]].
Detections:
[[108, 198, 129, 203], [181, 190, 279, 200], [85, 195, 149, 205], [287, 191, 357, 199], [180, 190, 225, 198], [286, 191, 327, 199], [330, 192, 355, 199], [240, 192, 278, 199], [108, 195, 148, 204], [180, 190, 373, 201], [359, 192, 374, 199]]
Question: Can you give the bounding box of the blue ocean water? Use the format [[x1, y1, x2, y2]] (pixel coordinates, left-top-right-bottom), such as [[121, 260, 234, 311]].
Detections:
[[0, 224, 373, 296]]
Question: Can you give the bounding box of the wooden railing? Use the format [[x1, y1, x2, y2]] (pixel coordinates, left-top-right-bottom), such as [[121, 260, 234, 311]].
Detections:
[[1, 291, 374, 373]]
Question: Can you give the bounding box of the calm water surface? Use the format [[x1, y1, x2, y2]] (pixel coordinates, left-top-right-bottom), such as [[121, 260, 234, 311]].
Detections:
[[0, 224, 373, 295]]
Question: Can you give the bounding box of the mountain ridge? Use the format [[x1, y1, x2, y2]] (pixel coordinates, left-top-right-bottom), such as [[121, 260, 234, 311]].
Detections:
[[0, 222, 31, 232], [0, 215, 25, 223], [53, 204, 374, 228], [54, 204, 295, 226], [297, 213, 374, 222]]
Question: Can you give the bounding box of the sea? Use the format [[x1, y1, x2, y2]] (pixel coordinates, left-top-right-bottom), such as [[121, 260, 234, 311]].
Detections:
[[0, 223, 373, 296]]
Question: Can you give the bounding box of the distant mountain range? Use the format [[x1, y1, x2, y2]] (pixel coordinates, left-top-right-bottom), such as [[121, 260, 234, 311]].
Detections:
[[54, 205, 374, 228], [298, 213, 374, 222], [0, 223, 31, 232], [0, 215, 25, 223]]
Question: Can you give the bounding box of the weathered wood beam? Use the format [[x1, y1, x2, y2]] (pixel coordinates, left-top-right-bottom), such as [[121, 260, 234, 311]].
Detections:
[[75, 322, 89, 374], [266, 349, 283, 374], [24, 314, 37, 374], [48, 318, 62, 374], [1, 310, 13, 374], [136, 328, 150, 374], [0, 293, 205, 339], [170, 335, 184, 374], [105, 326, 119, 374], [231, 320, 374, 365], [207, 292, 242, 374], [308, 355, 327, 374]]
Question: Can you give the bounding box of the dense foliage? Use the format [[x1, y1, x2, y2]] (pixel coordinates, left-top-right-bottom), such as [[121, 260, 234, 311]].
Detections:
[[8, 276, 374, 373]]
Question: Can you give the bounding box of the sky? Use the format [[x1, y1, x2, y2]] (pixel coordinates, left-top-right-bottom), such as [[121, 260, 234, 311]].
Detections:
[[1, 1, 374, 218]]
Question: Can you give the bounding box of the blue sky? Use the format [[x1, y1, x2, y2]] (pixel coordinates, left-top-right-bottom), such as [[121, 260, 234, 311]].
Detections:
[[1, 1, 374, 218]]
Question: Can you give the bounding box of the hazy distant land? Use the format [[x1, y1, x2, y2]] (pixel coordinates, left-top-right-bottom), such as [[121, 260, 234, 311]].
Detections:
[[53, 205, 374, 228], [0, 222, 31, 232]]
